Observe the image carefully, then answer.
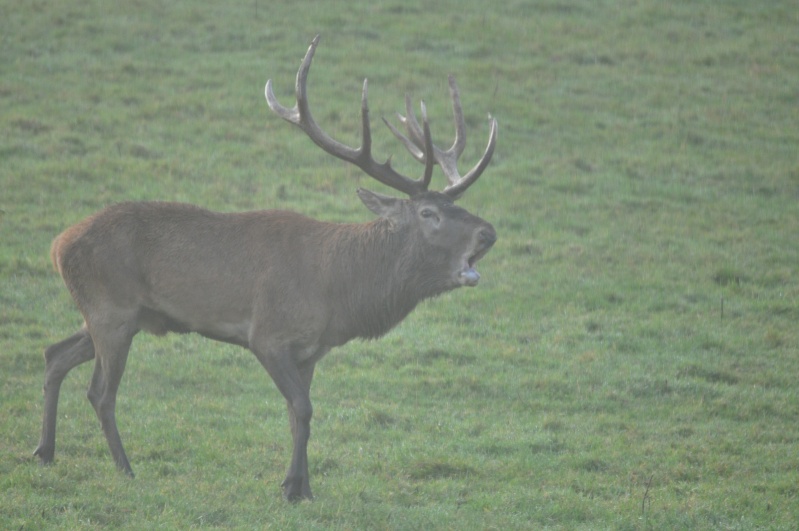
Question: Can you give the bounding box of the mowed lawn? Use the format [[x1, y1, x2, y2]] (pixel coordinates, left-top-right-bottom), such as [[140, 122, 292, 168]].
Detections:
[[1, 1, 797, 529]]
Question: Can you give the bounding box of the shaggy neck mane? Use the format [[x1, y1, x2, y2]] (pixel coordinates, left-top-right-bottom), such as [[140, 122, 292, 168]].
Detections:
[[323, 218, 449, 343]]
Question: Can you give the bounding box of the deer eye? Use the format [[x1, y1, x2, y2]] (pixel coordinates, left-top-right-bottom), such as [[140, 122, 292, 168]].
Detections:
[[420, 208, 439, 221]]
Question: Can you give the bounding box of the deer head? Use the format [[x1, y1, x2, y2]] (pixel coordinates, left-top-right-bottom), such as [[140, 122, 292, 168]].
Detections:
[[265, 35, 498, 288]]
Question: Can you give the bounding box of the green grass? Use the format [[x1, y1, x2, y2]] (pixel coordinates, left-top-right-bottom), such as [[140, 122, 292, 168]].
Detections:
[[2, 0, 798, 528]]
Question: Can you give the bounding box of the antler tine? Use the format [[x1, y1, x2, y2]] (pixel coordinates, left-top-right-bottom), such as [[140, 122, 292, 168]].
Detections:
[[265, 35, 429, 197], [382, 94, 428, 164], [419, 101, 435, 191], [445, 75, 468, 160], [386, 78, 464, 170], [381, 99, 435, 185], [265, 35, 318, 127], [382, 98, 425, 163], [384, 75, 496, 198], [442, 113, 497, 198]]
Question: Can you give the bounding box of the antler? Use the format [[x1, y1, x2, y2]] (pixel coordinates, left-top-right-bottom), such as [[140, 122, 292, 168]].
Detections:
[[265, 35, 496, 198], [383, 76, 498, 198]]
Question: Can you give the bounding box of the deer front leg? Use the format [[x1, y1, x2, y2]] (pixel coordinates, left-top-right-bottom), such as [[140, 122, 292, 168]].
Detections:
[[34, 328, 95, 464], [285, 363, 315, 499], [252, 342, 316, 501]]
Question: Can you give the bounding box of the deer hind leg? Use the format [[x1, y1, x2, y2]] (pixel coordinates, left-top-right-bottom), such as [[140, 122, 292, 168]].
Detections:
[[34, 327, 95, 464], [85, 317, 137, 476]]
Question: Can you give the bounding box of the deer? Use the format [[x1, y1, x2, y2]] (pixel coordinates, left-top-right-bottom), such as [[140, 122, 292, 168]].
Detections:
[[33, 35, 497, 501]]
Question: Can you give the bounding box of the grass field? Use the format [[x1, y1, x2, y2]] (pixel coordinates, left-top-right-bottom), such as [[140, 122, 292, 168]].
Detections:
[[2, 0, 798, 528]]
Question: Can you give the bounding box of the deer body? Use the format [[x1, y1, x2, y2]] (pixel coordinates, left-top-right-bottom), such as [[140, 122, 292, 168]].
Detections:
[[54, 197, 483, 350], [35, 36, 497, 501]]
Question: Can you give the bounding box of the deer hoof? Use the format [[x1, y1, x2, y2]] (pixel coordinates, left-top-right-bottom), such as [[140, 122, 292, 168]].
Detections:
[[282, 479, 313, 502], [33, 445, 54, 464]]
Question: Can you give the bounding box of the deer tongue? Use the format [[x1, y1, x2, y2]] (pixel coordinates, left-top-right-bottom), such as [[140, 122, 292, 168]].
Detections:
[[460, 267, 481, 286]]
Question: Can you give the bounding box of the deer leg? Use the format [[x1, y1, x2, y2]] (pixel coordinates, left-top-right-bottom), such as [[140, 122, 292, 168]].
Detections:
[[34, 327, 95, 464], [252, 344, 315, 501], [85, 321, 136, 476], [285, 363, 315, 498]]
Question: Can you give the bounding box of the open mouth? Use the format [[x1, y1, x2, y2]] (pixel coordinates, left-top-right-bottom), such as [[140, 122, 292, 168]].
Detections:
[[457, 227, 496, 287], [459, 246, 491, 287]]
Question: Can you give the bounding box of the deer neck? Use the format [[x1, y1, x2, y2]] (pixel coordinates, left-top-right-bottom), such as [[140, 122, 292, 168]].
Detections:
[[325, 218, 446, 342]]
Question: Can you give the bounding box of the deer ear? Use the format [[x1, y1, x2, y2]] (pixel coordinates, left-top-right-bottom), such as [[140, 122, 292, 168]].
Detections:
[[357, 188, 403, 219]]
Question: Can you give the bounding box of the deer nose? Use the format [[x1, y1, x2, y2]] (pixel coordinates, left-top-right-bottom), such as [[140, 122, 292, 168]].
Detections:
[[478, 227, 497, 247]]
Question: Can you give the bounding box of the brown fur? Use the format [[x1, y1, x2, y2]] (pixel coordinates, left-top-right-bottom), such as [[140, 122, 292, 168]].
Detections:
[[35, 194, 495, 500], [35, 36, 497, 501]]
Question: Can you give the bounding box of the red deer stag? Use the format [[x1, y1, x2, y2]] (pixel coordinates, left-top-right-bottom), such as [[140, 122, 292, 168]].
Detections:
[[34, 35, 497, 501]]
